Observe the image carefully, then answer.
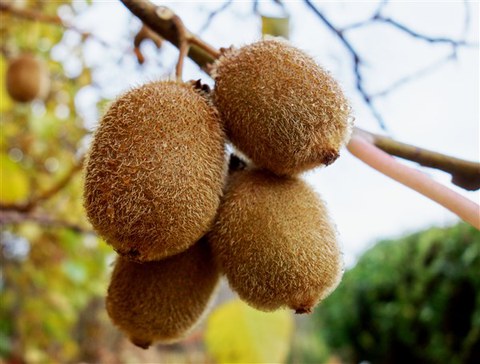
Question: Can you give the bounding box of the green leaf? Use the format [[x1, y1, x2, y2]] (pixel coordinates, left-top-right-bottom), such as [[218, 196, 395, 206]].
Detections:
[[205, 299, 294, 363]]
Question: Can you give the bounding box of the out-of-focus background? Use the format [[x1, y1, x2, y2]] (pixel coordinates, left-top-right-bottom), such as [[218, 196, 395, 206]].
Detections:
[[0, 1, 479, 363]]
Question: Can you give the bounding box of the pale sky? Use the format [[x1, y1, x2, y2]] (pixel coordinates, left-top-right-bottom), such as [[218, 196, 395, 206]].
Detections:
[[58, 0, 480, 267]]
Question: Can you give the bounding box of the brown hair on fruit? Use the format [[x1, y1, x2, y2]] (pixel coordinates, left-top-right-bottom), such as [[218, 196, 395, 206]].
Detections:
[[212, 38, 352, 176], [6, 54, 50, 103], [208, 168, 343, 313], [83, 81, 227, 261], [106, 238, 220, 348]]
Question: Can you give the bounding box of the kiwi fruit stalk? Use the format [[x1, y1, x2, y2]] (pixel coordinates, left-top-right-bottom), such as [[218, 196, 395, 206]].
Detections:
[[212, 38, 352, 176], [6, 54, 50, 103], [208, 168, 343, 313], [106, 238, 220, 348], [134, 24, 164, 49], [84, 81, 227, 261], [134, 25, 163, 64]]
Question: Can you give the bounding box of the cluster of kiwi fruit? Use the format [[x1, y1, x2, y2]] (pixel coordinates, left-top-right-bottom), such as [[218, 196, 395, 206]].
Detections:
[[6, 54, 50, 103], [84, 38, 352, 348]]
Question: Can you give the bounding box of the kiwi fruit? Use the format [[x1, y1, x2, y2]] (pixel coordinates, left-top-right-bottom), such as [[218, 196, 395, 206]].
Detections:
[[212, 38, 352, 176], [6, 54, 50, 103], [84, 81, 227, 261], [208, 168, 343, 313], [106, 238, 220, 348]]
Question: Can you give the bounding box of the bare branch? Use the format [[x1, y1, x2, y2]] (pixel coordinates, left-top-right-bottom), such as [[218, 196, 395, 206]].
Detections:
[[303, 0, 388, 130], [374, 0, 389, 17], [303, 0, 477, 131], [337, 0, 476, 116], [340, 19, 374, 33], [371, 53, 455, 98], [374, 15, 476, 48], [340, 0, 387, 32], [462, 0, 471, 40], [116, 0, 480, 193], [0, 210, 94, 235], [342, 1, 476, 49], [198, 0, 233, 35]]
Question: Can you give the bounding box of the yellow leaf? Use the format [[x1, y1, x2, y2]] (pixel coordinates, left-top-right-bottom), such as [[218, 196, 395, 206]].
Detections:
[[0, 55, 13, 112], [205, 299, 294, 363], [262, 16, 290, 39], [0, 154, 29, 203]]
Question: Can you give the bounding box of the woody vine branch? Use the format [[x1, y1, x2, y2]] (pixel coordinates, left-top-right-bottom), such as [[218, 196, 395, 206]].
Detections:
[[119, 0, 479, 229], [1, 1, 478, 229], [2, 0, 477, 190], [119, 0, 480, 192]]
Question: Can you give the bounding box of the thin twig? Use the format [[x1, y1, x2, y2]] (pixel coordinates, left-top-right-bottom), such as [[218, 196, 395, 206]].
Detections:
[[335, 0, 476, 126], [253, 0, 260, 15], [342, 1, 476, 50], [340, 0, 387, 32], [303, 0, 387, 130], [120, 0, 219, 69], [371, 53, 456, 98], [170, 13, 190, 81], [116, 0, 480, 194], [375, 15, 476, 48], [133, 24, 163, 64], [198, 0, 233, 35], [347, 135, 480, 229]]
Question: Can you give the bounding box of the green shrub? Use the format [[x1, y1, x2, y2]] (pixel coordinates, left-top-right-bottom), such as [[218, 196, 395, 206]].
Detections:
[[315, 223, 480, 364]]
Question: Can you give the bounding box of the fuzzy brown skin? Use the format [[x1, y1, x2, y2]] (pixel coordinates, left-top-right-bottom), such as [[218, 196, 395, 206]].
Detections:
[[106, 238, 220, 348], [6, 54, 50, 103], [84, 81, 227, 261], [208, 169, 343, 313], [212, 38, 352, 176]]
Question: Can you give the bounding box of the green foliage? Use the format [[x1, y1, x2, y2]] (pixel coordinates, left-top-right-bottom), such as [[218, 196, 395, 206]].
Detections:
[[315, 223, 480, 364], [0, 1, 113, 362]]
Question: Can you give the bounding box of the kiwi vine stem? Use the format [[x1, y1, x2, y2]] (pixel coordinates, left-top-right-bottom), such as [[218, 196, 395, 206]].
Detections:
[[118, 0, 480, 227], [353, 129, 480, 191], [2, 0, 477, 191], [347, 136, 480, 230], [0, 0, 477, 229], [119, 0, 479, 190]]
